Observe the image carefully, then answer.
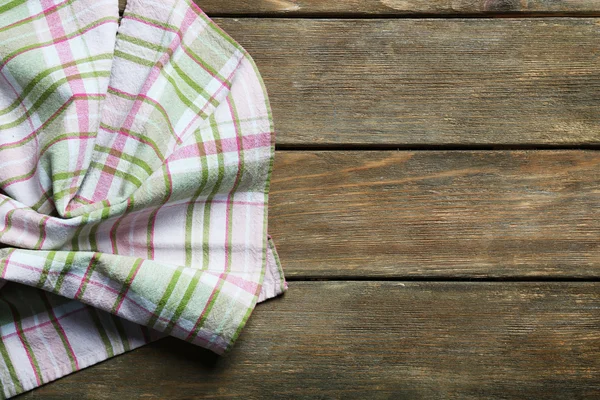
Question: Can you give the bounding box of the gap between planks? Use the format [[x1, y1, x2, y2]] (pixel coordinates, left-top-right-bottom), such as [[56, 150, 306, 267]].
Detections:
[[118, 0, 600, 17], [275, 144, 600, 151]]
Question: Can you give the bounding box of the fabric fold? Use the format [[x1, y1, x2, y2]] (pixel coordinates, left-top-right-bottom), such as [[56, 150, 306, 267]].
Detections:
[[0, 0, 285, 397]]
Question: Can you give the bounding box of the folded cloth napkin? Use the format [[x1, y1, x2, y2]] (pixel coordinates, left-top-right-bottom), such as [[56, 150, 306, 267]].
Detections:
[[0, 0, 286, 396]]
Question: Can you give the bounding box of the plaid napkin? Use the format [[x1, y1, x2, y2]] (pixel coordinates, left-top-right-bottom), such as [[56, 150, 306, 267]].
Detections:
[[0, 0, 286, 396]]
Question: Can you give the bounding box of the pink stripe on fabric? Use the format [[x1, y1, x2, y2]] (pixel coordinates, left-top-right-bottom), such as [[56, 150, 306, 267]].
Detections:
[[223, 96, 244, 271], [1, 20, 117, 69], [41, 291, 80, 370], [207, 271, 259, 294], [113, 260, 143, 313], [0, 95, 102, 150], [2, 297, 42, 386], [121, 14, 231, 89], [6, 261, 187, 331], [0, 0, 72, 33], [73, 254, 97, 299], [41, 0, 91, 210], [117, 8, 196, 133], [168, 131, 272, 161], [106, 87, 181, 144], [185, 271, 226, 342], [178, 55, 245, 139], [98, 124, 164, 161], [91, 132, 129, 202], [1, 305, 87, 341]]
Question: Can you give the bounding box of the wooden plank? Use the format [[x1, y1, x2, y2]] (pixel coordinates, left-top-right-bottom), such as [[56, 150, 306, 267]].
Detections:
[[209, 18, 600, 146], [269, 151, 600, 278], [120, 0, 600, 16], [22, 282, 600, 399]]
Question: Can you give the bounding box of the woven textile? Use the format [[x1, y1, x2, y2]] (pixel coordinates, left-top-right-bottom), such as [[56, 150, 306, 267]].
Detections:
[[0, 0, 286, 396]]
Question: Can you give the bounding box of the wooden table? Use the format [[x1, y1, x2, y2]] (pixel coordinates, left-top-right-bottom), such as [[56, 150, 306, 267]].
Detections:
[[23, 1, 600, 398]]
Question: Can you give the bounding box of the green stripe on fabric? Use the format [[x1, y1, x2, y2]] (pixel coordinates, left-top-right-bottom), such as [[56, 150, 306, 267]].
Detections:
[[74, 253, 100, 301], [106, 88, 184, 145], [187, 275, 226, 342], [107, 87, 135, 100], [117, 34, 167, 52], [29, 190, 53, 213], [162, 271, 201, 336], [89, 161, 142, 187], [146, 268, 183, 329], [171, 61, 218, 107], [0, 295, 44, 385], [111, 318, 131, 352], [1, 17, 118, 65], [184, 129, 211, 266], [145, 164, 172, 260], [0, 96, 104, 151], [0, 0, 78, 34], [39, 291, 77, 371], [0, 337, 23, 393], [0, 72, 109, 130], [110, 26, 232, 91], [36, 250, 57, 288], [69, 213, 88, 252], [93, 145, 154, 176], [202, 115, 225, 268], [99, 122, 165, 162], [38, 132, 97, 156], [87, 308, 114, 358], [123, 13, 178, 34], [111, 258, 143, 314], [0, 248, 16, 278], [181, 43, 231, 86], [0, 0, 27, 14], [88, 204, 110, 251], [54, 251, 77, 293], [0, 54, 111, 116], [109, 197, 135, 256], [114, 49, 154, 67], [159, 68, 209, 119], [225, 300, 254, 352], [51, 169, 86, 182], [65, 0, 101, 145], [0, 211, 17, 242]]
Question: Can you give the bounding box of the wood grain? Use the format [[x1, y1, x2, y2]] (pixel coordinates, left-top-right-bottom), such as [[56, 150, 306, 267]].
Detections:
[[120, 0, 600, 16], [269, 151, 600, 278], [211, 18, 600, 146], [21, 282, 600, 399]]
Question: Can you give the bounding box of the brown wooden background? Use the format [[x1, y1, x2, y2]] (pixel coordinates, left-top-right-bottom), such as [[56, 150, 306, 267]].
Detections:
[[23, 1, 600, 398]]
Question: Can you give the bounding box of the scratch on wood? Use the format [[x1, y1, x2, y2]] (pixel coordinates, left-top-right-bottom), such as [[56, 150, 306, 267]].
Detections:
[[266, 0, 301, 11], [380, 0, 416, 11]]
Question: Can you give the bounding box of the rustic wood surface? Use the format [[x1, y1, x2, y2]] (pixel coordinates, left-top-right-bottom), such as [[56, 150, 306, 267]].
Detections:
[[21, 282, 600, 399], [214, 18, 600, 147], [21, 1, 600, 399], [120, 0, 600, 16], [269, 151, 600, 278]]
